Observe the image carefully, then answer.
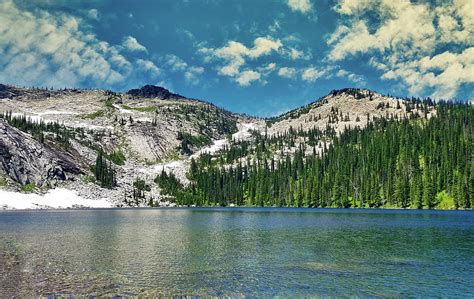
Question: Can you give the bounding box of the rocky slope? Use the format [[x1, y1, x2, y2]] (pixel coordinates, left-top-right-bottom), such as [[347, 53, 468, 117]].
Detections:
[[0, 85, 438, 208], [0, 118, 83, 188], [0, 84, 246, 207]]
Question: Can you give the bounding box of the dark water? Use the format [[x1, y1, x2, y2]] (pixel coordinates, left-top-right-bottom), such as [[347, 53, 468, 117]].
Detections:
[[0, 208, 473, 297]]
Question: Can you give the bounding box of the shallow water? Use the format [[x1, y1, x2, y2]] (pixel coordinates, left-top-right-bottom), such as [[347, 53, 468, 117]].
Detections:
[[0, 208, 473, 297]]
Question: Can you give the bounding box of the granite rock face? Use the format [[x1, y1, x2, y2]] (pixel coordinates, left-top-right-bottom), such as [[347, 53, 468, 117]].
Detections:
[[0, 119, 83, 187]]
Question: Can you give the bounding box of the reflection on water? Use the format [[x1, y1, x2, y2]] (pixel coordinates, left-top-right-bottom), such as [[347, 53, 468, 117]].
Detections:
[[0, 208, 473, 297]]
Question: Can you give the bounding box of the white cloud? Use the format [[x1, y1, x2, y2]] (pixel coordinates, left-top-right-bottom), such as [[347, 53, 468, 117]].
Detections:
[[258, 63, 277, 76], [336, 69, 366, 84], [184, 66, 204, 85], [199, 36, 282, 86], [286, 47, 312, 60], [278, 67, 297, 79], [87, 9, 99, 20], [327, 21, 381, 61], [329, 0, 474, 99], [286, 0, 313, 14], [122, 36, 147, 52], [268, 20, 281, 33], [377, 48, 474, 99], [301, 67, 325, 82], [136, 59, 160, 77], [165, 54, 188, 71], [164, 54, 204, 85], [0, 0, 139, 88], [334, 0, 373, 15], [235, 70, 261, 86], [249, 37, 282, 58]]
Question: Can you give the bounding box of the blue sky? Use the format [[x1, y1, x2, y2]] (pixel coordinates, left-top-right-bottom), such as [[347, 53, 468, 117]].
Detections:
[[0, 0, 473, 116]]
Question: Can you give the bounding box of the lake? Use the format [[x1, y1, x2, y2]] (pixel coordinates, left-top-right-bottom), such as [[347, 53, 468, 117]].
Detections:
[[0, 208, 473, 297]]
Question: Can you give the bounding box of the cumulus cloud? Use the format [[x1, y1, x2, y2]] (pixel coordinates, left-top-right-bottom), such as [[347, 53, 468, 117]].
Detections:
[[286, 0, 313, 14], [0, 0, 144, 89], [164, 54, 205, 85], [258, 63, 277, 76], [301, 67, 326, 82], [87, 9, 99, 20], [336, 69, 366, 84], [122, 36, 147, 52], [165, 54, 188, 71], [235, 70, 261, 86], [136, 59, 161, 76], [278, 67, 297, 79], [199, 37, 282, 86], [328, 0, 474, 99], [287, 47, 312, 60], [0, 0, 166, 90], [184, 66, 204, 85]]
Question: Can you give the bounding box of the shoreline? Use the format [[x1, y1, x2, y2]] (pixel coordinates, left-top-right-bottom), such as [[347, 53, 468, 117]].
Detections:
[[1, 188, 470, 212]]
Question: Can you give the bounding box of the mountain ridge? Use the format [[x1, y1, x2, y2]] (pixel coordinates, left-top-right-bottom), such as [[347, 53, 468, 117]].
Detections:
[[0, 83, 470, 209]]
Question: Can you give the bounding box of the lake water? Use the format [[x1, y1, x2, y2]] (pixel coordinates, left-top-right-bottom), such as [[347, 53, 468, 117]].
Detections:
[[0, 208, 473, 297]]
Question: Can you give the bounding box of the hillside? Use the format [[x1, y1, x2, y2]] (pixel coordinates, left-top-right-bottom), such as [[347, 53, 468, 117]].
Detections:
[[0, 84, 243, 207], [159, 101, 473, 210], [0, 84, 472, 210]]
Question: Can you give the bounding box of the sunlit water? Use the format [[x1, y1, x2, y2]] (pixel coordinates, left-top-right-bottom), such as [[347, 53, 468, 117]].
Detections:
[[0, 208, 473, 297]]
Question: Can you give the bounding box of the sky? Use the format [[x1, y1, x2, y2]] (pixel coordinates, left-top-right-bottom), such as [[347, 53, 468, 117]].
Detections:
[[0, 0, 473, 116]]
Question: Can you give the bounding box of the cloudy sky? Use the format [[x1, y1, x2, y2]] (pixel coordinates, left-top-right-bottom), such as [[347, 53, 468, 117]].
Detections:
[[0, 0, 473, 116]]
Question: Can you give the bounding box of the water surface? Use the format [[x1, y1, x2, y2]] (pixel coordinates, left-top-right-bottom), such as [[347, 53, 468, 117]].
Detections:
[[1, 208, 473, 297]]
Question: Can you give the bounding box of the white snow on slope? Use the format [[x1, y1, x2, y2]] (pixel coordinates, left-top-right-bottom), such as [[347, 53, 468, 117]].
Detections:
[[232, 122, 257, 141], [191, 139, 228, 159], [113, 103, 135, 114], [137, 122, 259, 184], [36, 110, 79, 115], [190, 122, 257, 159], [0, 188, 113, 210]]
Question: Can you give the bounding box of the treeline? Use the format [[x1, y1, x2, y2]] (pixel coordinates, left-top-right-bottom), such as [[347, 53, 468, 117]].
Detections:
[[0, 111, 72, 147], [156, 103, 473, 209]]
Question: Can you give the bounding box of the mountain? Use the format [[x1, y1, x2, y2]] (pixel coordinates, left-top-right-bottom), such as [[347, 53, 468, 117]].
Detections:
[[0, 84, 472, 210]]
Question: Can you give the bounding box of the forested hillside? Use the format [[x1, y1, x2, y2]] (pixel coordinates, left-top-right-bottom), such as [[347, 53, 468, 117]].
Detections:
[[157, 102, 474, 209]]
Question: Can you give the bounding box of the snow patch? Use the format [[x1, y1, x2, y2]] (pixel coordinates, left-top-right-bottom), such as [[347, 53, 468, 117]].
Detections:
[[0, 188, 113, 210], [191, 139, 228, 159], [113, 103, 135, 114], [74, 122, 114, 130], [36, 110, 79, 115], [232, 122, 257, 141]]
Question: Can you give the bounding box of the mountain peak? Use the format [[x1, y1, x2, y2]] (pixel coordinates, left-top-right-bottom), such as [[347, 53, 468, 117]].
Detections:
[[328, 88, 376, 99], [126, 85, 186, 100]]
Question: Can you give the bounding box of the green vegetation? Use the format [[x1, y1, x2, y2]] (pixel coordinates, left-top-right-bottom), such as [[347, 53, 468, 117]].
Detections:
[[0, 111, 72, 148], [104, 96, 116, 108], [20, 182, 36, 193], [122, 104, 156, 112], [106, 149, 126, 165], [0, 176, 7, 187], [81, 109, 105, 119], [436, 191, 455, 210], [133, 178, 151, 200], [156, 102, 473, 209], [177, 131, 212, 154], [93, 149, 116, 189]]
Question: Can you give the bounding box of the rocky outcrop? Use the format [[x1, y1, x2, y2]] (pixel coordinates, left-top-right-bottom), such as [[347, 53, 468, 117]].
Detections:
[[0, 84, 20, 99], [0, 119, 83, 187], [126, 85, 185, 100]]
